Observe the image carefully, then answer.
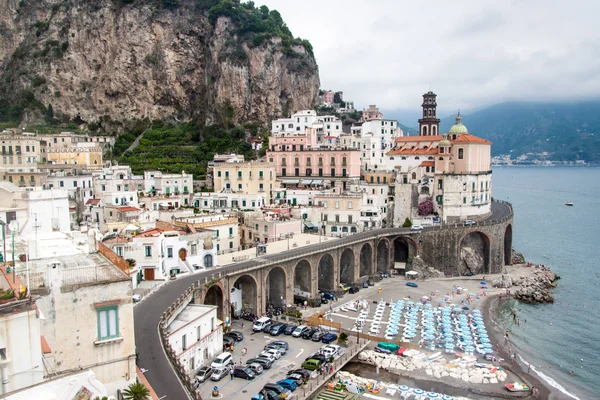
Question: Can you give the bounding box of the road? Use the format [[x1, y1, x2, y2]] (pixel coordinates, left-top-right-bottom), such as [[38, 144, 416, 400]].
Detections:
[[134, 201, 512, 398]]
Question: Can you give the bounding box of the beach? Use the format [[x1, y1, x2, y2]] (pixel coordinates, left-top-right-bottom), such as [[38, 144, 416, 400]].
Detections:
[[317, 263, 570, 399]]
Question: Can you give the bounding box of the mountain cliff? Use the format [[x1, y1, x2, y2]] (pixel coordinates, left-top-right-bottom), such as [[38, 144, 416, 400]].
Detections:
[[0, 0, 320, 127]]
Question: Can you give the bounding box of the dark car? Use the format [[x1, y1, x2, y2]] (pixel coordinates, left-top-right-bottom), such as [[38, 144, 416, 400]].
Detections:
[[226, 331, 244, 342], [265, 341, 288, 355], [321, 333, 338, 344], [284, 324, 298, 335], [247, 357, 273, 370], [271, 340, 289, 351], [258, 390, 280, 400], [261, 321, 274, 333], [305, 353, 328, 364], [311, 331, 324, 342], [222, 336, 235, 350], [233, 366, 255, 380], [263, 383, 292, 399], [320, 292, 335, 301], [362, 281, 369, 288], [285, 373, 304, 386], [269, 323, 287, 336], [302, 328, 318, 340], [367, 279, 374, 286], [287, 368, 311, 380], [349, 286, 360, 294]]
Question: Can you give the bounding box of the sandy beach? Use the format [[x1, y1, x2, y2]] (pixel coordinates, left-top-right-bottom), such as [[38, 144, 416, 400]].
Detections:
[[312, 263, 568, 399]]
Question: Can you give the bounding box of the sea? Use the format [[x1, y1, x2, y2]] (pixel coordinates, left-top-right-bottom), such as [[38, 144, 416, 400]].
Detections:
[[492, 167, 600, 400]]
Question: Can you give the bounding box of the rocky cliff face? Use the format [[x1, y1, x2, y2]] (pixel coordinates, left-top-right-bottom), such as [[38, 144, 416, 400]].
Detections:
[[0, 0, 320, 125]]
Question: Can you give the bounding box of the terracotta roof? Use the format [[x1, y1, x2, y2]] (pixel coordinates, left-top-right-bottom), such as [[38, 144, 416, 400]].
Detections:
[[41, 336, 52, 354], [117, 206, 141, 213], [86, 199, 101, 205], [386, 144, 439, 156], [395, 135, 443, 143], [420, 161, 435, 167], [451, 134, 491, 144], [138, 227, 178, 237], [323, 136, 338, 139]]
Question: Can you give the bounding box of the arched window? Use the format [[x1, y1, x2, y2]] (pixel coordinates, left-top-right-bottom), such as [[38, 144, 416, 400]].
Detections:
[[426, 166, 430, 173], [411, 172, 417, 180], [432, 126, 437, 135], [423, 126, 428, 136], [415, 157, 420, 160], [428, 156, 434, 160], [401, 157, 406, 160], [439, 157, 444, 160], [204, 254, 213, 268]]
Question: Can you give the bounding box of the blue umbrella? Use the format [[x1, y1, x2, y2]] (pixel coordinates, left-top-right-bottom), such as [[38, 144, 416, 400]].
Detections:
[[398, 385, 410, 392], [443, 395, 454, 400], [413, 389, 425, 395], [427, 392, 440, 399]]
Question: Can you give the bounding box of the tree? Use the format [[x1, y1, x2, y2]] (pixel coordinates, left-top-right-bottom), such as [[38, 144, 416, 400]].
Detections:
[[122, 381, 150, 400], [402, 218, 412, 228], [333, 91, 343, 104], [418, 200, 434, 216]]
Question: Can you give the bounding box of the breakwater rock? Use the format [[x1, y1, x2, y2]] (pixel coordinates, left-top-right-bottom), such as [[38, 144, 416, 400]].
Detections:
[[492, 266, 559, 304], [357, 350, 508, 384]]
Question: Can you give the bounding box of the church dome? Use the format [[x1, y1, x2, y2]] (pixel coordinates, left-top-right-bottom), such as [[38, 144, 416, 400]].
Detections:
[[449, 112, 468, 134], [439, 137, 451, 147]]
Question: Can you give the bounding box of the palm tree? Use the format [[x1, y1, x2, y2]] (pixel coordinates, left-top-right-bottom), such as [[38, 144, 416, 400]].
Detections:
[[122, 381, 150, 400]]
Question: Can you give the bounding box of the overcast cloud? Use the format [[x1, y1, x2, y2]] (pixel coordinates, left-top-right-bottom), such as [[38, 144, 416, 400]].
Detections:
[[257, 0, 600, 117]]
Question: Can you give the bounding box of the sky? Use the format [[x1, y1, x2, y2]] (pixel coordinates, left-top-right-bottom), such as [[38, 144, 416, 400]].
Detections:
[[257, 0, 600, 120]]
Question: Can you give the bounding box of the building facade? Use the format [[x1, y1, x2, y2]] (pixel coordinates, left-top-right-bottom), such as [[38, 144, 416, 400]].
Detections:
[[212, 161, 276, 204]]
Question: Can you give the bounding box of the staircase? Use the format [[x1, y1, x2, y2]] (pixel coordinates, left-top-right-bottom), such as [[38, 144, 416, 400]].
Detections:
[[314, 390, 359, 400]]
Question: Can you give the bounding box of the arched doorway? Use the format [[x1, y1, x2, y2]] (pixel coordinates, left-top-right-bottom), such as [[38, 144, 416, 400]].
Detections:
[[504, 224, 513, 265], [204, 284, 224, 320], [318, 254, 334, 292], [377, 240, 389, 273], [359, 244, 372, 277], [294, 260, 312, 297], [232, 275, 257, 315], [460, 232, 491, 275], [179, 248, 187, 261], [339, 248, 355, 285], [266, 267, 287, 307], [393, 237, 415, 272]]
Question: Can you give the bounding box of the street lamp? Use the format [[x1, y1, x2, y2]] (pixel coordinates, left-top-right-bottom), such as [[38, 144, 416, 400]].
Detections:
[[8, 220, 18, 284], [0, 219, 6, 264]]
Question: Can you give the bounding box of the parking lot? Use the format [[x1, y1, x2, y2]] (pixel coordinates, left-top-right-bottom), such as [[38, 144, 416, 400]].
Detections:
[[196, 320, 336, 399]]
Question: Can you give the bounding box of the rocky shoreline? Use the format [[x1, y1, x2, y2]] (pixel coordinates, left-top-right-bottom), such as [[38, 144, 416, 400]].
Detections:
[[492, 251, 560, 304]]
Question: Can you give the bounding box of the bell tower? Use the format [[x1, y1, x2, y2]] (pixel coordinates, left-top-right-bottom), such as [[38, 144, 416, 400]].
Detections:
[[418, 91, 441, 136]]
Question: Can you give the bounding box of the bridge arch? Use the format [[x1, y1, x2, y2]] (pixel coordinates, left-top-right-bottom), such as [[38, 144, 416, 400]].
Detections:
[[340, 248, 355, 285], [393, 236, 417, 272], [294, 260, 312, 297], [460, 231, 491, 275], [504, 224, 513, 265], [266, 266, 287, 307], [377, 239, 390, 273], [359, 243, 373, 277], [203, 282, 224, 321], [318, 254, 335, 292], [231, 274, 258, 315]]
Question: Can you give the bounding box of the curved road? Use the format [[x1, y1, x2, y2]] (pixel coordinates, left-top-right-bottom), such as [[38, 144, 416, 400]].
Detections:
[[134, 201, 512, 398]]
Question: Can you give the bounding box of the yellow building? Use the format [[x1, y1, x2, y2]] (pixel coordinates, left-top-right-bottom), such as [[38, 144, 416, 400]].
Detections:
[[47, 146, 103, 169], [1, 131, 47, 186], [213, 161, 277, 204]]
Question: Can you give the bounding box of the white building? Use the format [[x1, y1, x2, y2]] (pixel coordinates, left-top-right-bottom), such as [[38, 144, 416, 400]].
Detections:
[[92, 166, 143, 207], [143, 170, 193, 197], [312, 192, 364, 236], [166, 304, 222, 376], [271, 110, 343, 141], [193, 192, 266, 211], [172, 214, 240, 257]]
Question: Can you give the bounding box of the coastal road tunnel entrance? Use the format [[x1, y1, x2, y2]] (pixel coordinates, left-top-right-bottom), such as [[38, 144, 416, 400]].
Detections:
[[359, 244, 373, 277], [266, 267, 287, 307], [318, 254, 335, 293], [294, 260, 312, 296], [340, 248, 355, 285], [232, 275, 257, 315], [377, 239, 390, 274], [203, 284, 224, 321], [460, 232, 491, 275]]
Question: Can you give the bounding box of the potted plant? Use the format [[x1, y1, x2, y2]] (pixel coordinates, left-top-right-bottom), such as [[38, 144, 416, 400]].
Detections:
[[122, 381, 150, 400], [337, 332, 349, 345]]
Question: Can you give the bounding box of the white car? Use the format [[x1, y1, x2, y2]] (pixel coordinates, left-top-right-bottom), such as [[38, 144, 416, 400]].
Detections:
[[263, 348, 282, 359], [258, 351, 277, 362], [410, 225, 423, 231], [324, 344, 344, 359], [292, 325, 308, 338]]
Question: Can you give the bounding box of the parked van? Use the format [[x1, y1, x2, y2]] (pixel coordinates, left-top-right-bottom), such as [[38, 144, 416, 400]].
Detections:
[[211, 352, 233, 369], [253, 317, 272, 332]]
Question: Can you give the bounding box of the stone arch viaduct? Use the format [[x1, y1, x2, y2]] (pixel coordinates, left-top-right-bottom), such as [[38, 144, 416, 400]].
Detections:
[[196, 201, 514, 321]]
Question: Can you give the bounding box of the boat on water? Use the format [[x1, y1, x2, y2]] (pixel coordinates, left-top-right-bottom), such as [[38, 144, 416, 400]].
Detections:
[[505, 382, 530, 392], [565, 202, 574, 206]]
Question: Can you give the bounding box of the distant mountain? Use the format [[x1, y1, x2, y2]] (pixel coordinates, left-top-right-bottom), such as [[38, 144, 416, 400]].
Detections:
[[432, 101, 600, 162], [398, 123, 418, 136]]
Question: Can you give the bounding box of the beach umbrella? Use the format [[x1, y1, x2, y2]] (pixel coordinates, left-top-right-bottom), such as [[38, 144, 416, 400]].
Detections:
[[442, 396, 454, 400], [413, 389, 425, 395], [427, 392, 440, 399], [398, 385, 410, 392]]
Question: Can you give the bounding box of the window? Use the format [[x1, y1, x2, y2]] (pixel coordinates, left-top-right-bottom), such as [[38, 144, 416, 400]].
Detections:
[[229, 241, 233, 249], [191, 244, 197, 256], [167, 247, 173, 258], [145, 246, 152, 257], [217, 171, 221, 177], [97, 306, 119, 340], [463, 197, 467, 204], [458, 148, 464, 159], [348, 215, 353, 224], [229, 227, 233, 236], [324, 201, 328, 208], [335, 214, 340, 223], [348, 201, 353, 209], [204, 254, 213, 268], [59, 181, 64, 187], [102, 185, 106, 191], [335, 201, 340, 209], [182, 334, 187, 350], [238, 171, 242, 179], [116, 247, 123, 257]]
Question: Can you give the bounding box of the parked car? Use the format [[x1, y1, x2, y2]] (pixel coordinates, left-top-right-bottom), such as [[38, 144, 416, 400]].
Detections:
[[271, 340, 289, 351], [247, 362, 264, 375], [463, 220, 476, 226], [321, 333, 338, 344], [265, 341, 288, 354], [339, 283, 350, 292], [362, 281, 369, 288], [233, 366, 255, 380], [269, 323, 287, 336], [284, 324, 298, 335], [321, 344, 344, 360], [367, 279, 375, 286], [287, 368, 311, 380], [222, 336, 235, 350], [311, 331, 324, 342], [251, 390, 279, 400], [285, 373, 304, 386], [349, 286, 360, 294], [211, 352, 233, 369], [247, 357, 272, 370], [292, 325, 310, 338], [302, 328, 318, 340], [226, 331, 244, 342], [320, 292, 336, 301], [261, 321, 275, 333], [262, 383, 293, 399], [253, 317, 272, 332], [406, 282, 419, 288], [210, 366, 228, 381], [410, 224, 423, 231], [305, 353, 328, 364], [195, 366, 213, 383], [132, 294, 142, 303], [261, 348, 282, 360], [276, 379, 298, 392], [301, 358, 322, 371]]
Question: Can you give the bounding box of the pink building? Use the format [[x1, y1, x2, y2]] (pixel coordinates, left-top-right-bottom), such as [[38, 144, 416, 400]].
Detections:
[[322, 90, 342, 104], [267, 128, 361, 190]]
